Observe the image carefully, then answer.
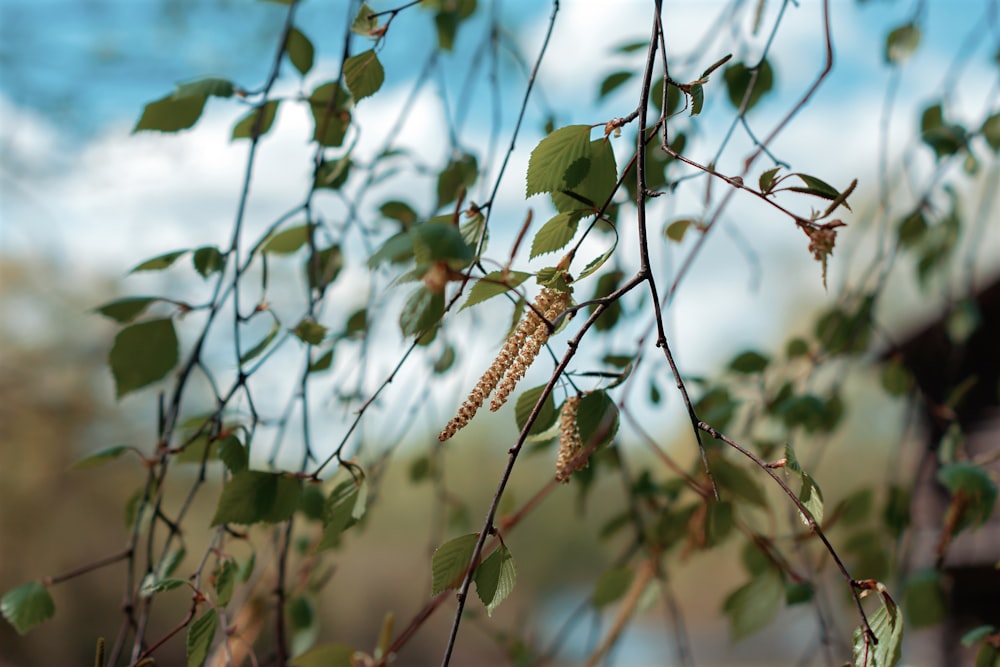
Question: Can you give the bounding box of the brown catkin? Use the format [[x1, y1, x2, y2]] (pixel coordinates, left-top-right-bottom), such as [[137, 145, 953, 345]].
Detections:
[[490, 288, 569, 411], [555, 396, 583, 483], [439, 287, 571, 440]]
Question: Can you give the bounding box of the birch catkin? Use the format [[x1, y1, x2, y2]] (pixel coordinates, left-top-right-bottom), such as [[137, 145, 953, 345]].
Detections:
[[438, 287, 570, 441], [555, 395, 584, 483]]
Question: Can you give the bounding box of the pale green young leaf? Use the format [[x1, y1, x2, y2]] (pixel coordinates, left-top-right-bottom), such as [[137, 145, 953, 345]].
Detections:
[[309, 349, 334, 373], [95, 297, 159, 324], [461, 271, 531, 310], [576, 229, 618, 281], [475, 546, 516, 616], [286, 27, 314, 75], [526, 125, 593, 197], [758, 166, 781, 193], [344, 50, 384, 101], [134, 94, 207, 133], [431, 533, 479, 594], [187, 609, 218, 667], [689, 83, 704, 115], [110, 318, 179, 398], [1, 582, 55, 635], [411, 221, 473, 269], [351, 3, 380, 37], [232, 100, 280, 141], [217, 435, 248, 474], [214, 560, 236, 606], [852, 592, 903, 667], [436, 152, 478, 208], [530, 211, 584, 259], [305, 245, 344, 290]]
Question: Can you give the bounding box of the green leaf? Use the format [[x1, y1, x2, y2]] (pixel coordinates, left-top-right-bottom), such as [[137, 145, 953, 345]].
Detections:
[[264, 224, 312, 254], [213, 560, 236, 606], [368, 231, 414, 267], [130, 250, 187, 273], [589, 270, 624, 331], [232, 100, 279, 141], [787, 173, 841, 201], [72, 445, 130, 470], [436, 152, 478, 208], [211, 471, 303, 526], [305, 245, 343, 290], [462, 271, 531, 310], [881, 358, 913, 396], [723, 568, 784, 641], [576, 390, 619, 448], [411, 221, 473, 269], [344, 50, 384, 101], [293, 319, 327, 345], [982, 112, 1000, 152], [139, 575, 186, 598], [109, 318, 179, 398], [598, 71, 632, 99], [1, 582, 55, 635], [710, 456, 767, 507], [758, 166, 781, 194], [526, 125, 593, 197], [134, 94, 207, 133], [689, 83, 704, 116], [399, 287, 445, 337], [723, 59, 774, 112], [852, 592, 903, 667], [514, 384, 558, 435], [379, 200, 418, 228], [475, 546, 516, 616], [937, 461, 998, 533], [218, 435, 248, 474], [706, 500, 734, 545], [309, 82, 352, 147], [728, 350, 769, 374], [175, 78, 234, 99], [315, 156, 352, 190], [309, 349, 334, 373], [431, 533, 479, 594], [897, 210, 928, 248], [550, 138, 618, 212], [291, 643, 355, 667], [921, 103, 966, 159], [885, 23, 921, 65], [319, 481, 362, 550], [592, 566, 633, 608], [903, 569, 945, 628], [240, 320, 280, 365], [665, 218, 695, 242], [351, 3, 380, 37], [186, 609, 218, 667], [962, 625, 997, 647], [286, 27, 314, 75], [530, 210, 584, 259], [576, 230, 618, 281], [192, 246, 225, 278], [95, 297, 159, 324]]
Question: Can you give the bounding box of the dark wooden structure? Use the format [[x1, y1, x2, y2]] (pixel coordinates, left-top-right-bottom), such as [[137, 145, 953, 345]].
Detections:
[[886, 275, 1000, 666]]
